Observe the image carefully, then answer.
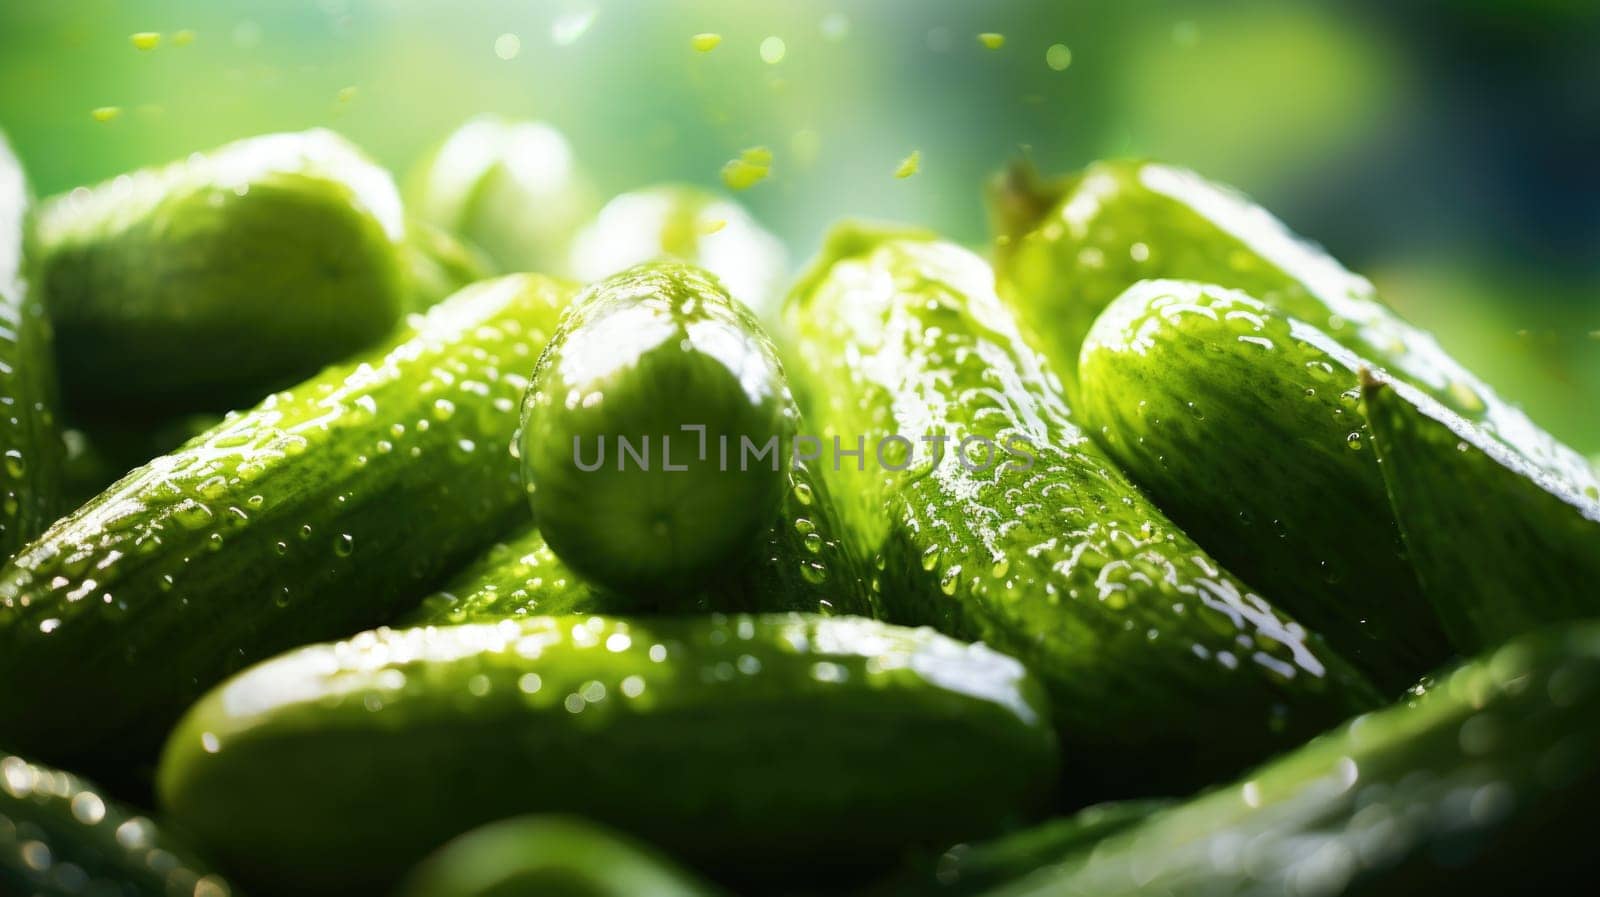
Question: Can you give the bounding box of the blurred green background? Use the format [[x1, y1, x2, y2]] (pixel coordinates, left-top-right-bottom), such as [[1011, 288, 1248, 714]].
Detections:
[[2, 0, 1596, 449]]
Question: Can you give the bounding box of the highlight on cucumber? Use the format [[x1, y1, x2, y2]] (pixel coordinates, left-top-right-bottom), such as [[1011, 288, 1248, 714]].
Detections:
[[0, 4, 1593, 896]]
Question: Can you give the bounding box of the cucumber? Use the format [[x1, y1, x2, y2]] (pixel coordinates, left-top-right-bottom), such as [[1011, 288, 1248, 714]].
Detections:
[[569, 184, 790, 319], [0, 132, 62, 559], [0, 274, 575, 778], [402, 217, 497, 312], [875, 800, 1172, 897], [0, 750, 237, 897], [401, 524, 606, 624], [38, 129, 407, 414], [1363, 371, 1600, 652], [403, 451, 873, 625], [784, 225, 1380, 798], [1078, 281, 1451, 691], [396, 816, 720, 897], [991, 159, 1599, 497], [406, 116, 596, 276], [155, 614, 1059, 895], [522, 262, 793, 595], [60, 414, 223, 511], [986, 622, 1600, 897]]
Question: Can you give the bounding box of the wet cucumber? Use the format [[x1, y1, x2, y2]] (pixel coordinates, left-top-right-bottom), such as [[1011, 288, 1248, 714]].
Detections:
[[1078, 281, 1451, 691], [60, 414, 223, 511], [396, 816, 720, 897], [569, 184, 790, 319], [38, 129, 407, 414], [988, 623, 1600, 896], [401, 217, 497, 312], [875, 800, 1171, 897], [784, 225, 1380, 798], [522, 262, 793, 595], [406, 116, 596, 276], [156, 614, 1059, 895], [0, 274, 575, 776], [0, 132, 62, 558], [1, 750, 238, 897], [1363, 372, 1600, 652], [403, 447, 870, 625], [400, 524, 605, 624], [991, 159, 1599, 497]]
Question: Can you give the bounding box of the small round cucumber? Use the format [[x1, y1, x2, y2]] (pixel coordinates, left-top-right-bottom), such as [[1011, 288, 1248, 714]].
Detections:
[[395, 816, 719, 897], [569, 184, 789, 319], [521, 262, 793, 595]]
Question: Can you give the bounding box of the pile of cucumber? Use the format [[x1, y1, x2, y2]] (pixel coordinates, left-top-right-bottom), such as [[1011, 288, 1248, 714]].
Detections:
[[0, 124, 1596, 897]]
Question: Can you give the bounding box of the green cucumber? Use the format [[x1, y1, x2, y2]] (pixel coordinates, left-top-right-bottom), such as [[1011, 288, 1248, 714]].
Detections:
[[0, 750, 238, 897], [522, 262, 792, 595], [991, 159, 1599, 497], [156, 614, 1058, 895], [876, 800, 1172, 897], [569, 184, 790, 319], [402, 217, 497, 312], [987, 623, 1600, 896], [396, 816, 720, 897], [1363, 371, 1600, 652], [401, 524, 605, 624], [60, 414, 223, 511], [1078, 281, 1450, 690], [406, 116, 596, 276], [0, 274, 575, 777], [784, 225, 1380, 798], [0, 132, 62, 559], [38, 129, 407, 414]]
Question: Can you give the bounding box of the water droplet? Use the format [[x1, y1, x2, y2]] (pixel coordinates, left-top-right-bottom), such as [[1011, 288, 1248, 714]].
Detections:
[[334, 534, 355, 557]]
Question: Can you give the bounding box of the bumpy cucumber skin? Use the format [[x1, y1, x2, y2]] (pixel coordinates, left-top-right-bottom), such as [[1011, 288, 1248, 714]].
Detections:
[[569, 184, 790, 320], [156, 614, 1058, 895], [785, 227, 1379, 799], [1079, 281, 1450, 692], [991, 159, 1599, 497], [401, 523, 606, 624], [990, 624, 1600, 897], [406, 117, 596, 276], [0, 274, 574, 776], [38, 129, 407, 414], [401, 217, 497, 312], [0, 751, 237, 897], [1363, 373, 1600, 653], [61, 414, 224, 512], [876, 800, 1172, 897], [0, 133, 62, 559], [395, 816, 719, 897], [402, 455, 871, 625], [523, 262, 793, 595]]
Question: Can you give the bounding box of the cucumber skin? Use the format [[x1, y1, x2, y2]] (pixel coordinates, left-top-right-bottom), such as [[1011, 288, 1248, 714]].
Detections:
[[402, 217, 497, 313], [990, 624, 1600, 897], [395, 816, 719, 897], [0, 751, 237, 897], [406, 117, 596, 277], [785, 227, 1380, 799], [1079, 281, 1450, 692], [875, 800, 1172, 897], [569, 184, 790, 320], [402, 451, 872, 625], [1, 133, 63, 560], [0, 274, 575, 777], [156, 614, 1058, 895], [1363, 373, 1600, 653], [38, 129, 407, 414], [522, 262, 811, 598], [992, 159, 1599, 498]]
